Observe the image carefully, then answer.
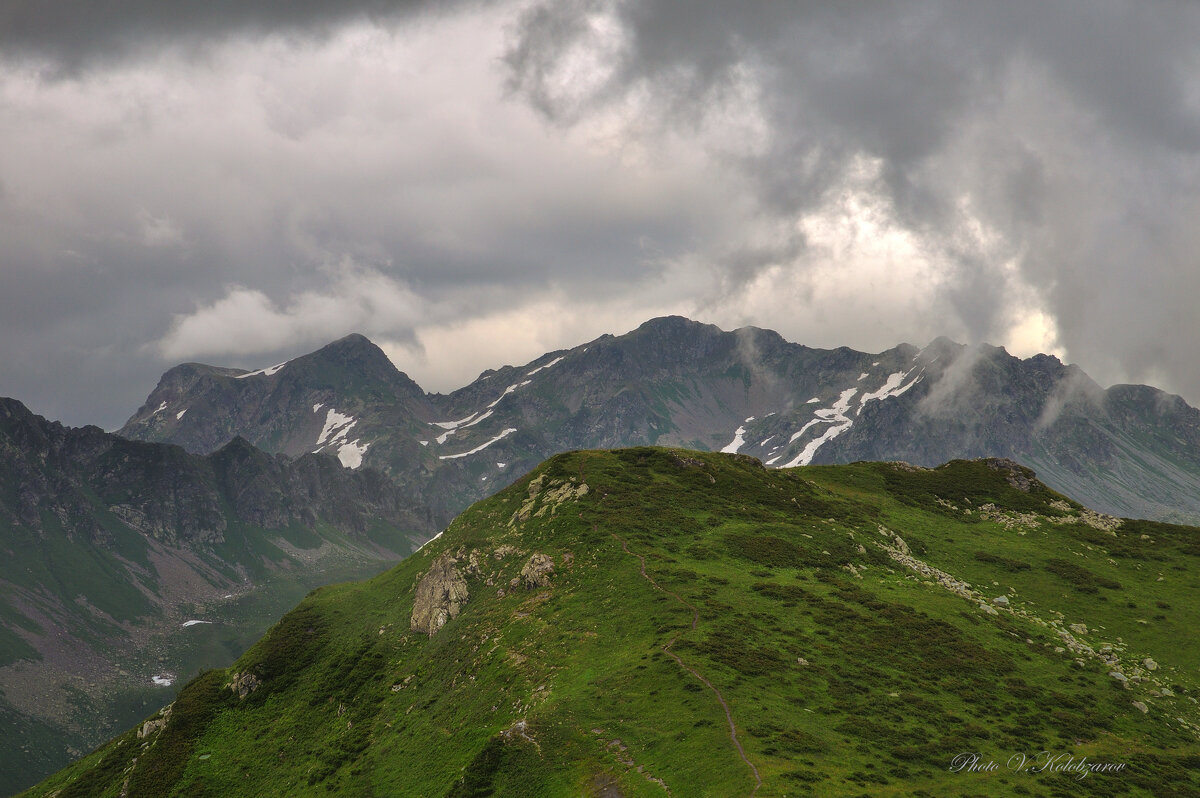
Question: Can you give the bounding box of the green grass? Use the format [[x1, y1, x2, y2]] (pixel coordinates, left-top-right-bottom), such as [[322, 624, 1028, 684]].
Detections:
[[25, 450, 1200, 797]]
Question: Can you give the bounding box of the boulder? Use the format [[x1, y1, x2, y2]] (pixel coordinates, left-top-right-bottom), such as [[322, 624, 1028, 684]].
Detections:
[[410, 552, 469, 636], [521, 553, 555, 589], [228, 672, 260, 699]]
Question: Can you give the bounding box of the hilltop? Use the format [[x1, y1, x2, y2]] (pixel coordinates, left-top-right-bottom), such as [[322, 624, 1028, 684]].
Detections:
[[28, 449, 1200, 796]]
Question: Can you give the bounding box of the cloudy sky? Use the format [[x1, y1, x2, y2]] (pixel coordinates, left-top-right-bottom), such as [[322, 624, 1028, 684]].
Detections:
[[2, 1, 1199, 429]]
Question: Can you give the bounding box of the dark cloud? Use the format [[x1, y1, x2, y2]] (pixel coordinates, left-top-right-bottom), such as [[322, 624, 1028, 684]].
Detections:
[[505, 0, 1200, 397], [4, 0, 1200, 431], [0, 0, 471, 71]]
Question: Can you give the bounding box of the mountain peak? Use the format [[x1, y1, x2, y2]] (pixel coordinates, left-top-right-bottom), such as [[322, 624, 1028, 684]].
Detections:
[[308, 332, 391, 366], [633, 315, 722, 337]]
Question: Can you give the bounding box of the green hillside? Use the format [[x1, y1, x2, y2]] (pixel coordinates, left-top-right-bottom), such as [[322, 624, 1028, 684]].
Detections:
[[26, 449, 1200, 797]]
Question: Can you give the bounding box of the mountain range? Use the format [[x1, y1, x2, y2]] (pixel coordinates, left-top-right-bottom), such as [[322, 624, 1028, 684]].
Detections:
[[24, 449, 1200, 796], [12, 314, 1200, 793], [122, 315, 1200, 525], [0, 398, 426, 793]]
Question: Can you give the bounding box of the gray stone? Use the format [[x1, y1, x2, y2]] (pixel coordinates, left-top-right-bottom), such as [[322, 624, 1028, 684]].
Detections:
[[410, 552, 469, 637], [521, 553, 556, 589], [228, 671, 260, 699]]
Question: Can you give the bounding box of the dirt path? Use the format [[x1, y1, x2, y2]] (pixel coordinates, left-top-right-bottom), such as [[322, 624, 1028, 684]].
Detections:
[[611, 532, 762, 796]]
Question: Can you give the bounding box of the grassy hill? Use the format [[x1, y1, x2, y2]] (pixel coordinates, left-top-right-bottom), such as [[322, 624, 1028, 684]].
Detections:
[[25, 449, 1200, 797]]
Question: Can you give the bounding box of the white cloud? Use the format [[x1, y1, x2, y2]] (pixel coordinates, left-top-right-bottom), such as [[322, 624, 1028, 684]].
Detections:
[[6, 2, 1200, 428], [156, 262, 421, 360], [379, 288, 692, 392]]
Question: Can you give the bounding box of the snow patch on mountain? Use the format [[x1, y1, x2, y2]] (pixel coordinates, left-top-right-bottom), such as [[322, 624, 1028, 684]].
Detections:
[[720, 426, 747, 454], [338, 440, 370, 469], [153, 401, 167, 415], [317, 409, 356, 446], [782, 387, 858, 467], [486, 381, 533, 410], [463, 410, 493, 427], [431, 413, 477, 430], [235, 361, 287, 379], [856, 370, 922, 414], [439, 428, 518, 460], [176, 408, 187, 420], [789, 419, 820, 443], [312, 407, 370, 468], [416, 529, 444, 551], [526, 355, 564, 376]]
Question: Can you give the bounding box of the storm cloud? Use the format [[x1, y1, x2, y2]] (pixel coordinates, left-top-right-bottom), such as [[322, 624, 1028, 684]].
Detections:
[[2, 0, 1199, 428]]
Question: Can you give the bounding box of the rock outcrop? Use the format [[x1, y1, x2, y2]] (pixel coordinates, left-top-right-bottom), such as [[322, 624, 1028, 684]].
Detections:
[[137, 704, 173, 739], [520, 553, 555, 589], [228, 671, 261, 699], [411, 552, 469, 636]]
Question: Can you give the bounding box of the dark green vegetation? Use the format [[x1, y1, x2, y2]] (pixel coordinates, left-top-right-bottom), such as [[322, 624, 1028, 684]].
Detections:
[[27, 449, 1200, 796], [0, 398, 427, 794]]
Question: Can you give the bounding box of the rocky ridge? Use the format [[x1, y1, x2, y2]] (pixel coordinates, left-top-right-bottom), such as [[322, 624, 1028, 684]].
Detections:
[[121, 317, 1200, 526]]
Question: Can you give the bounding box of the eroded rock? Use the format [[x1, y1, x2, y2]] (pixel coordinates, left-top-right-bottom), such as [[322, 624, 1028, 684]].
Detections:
[[520, 553, 555, 589], [411, 552, 469, 636], [493, 544, 520, 560], [228, 672, 260, 699], [981, 458, 1038, 492], [137, 704, 173, 738]]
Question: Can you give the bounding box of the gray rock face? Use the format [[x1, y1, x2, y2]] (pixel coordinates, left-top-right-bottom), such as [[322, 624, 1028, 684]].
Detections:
[[411, 552, 469, 636], [120, 316, 1200, 526], [0, 396, 428, 796], [520, 553, 555, 590], [0, 397, 422, 546]]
